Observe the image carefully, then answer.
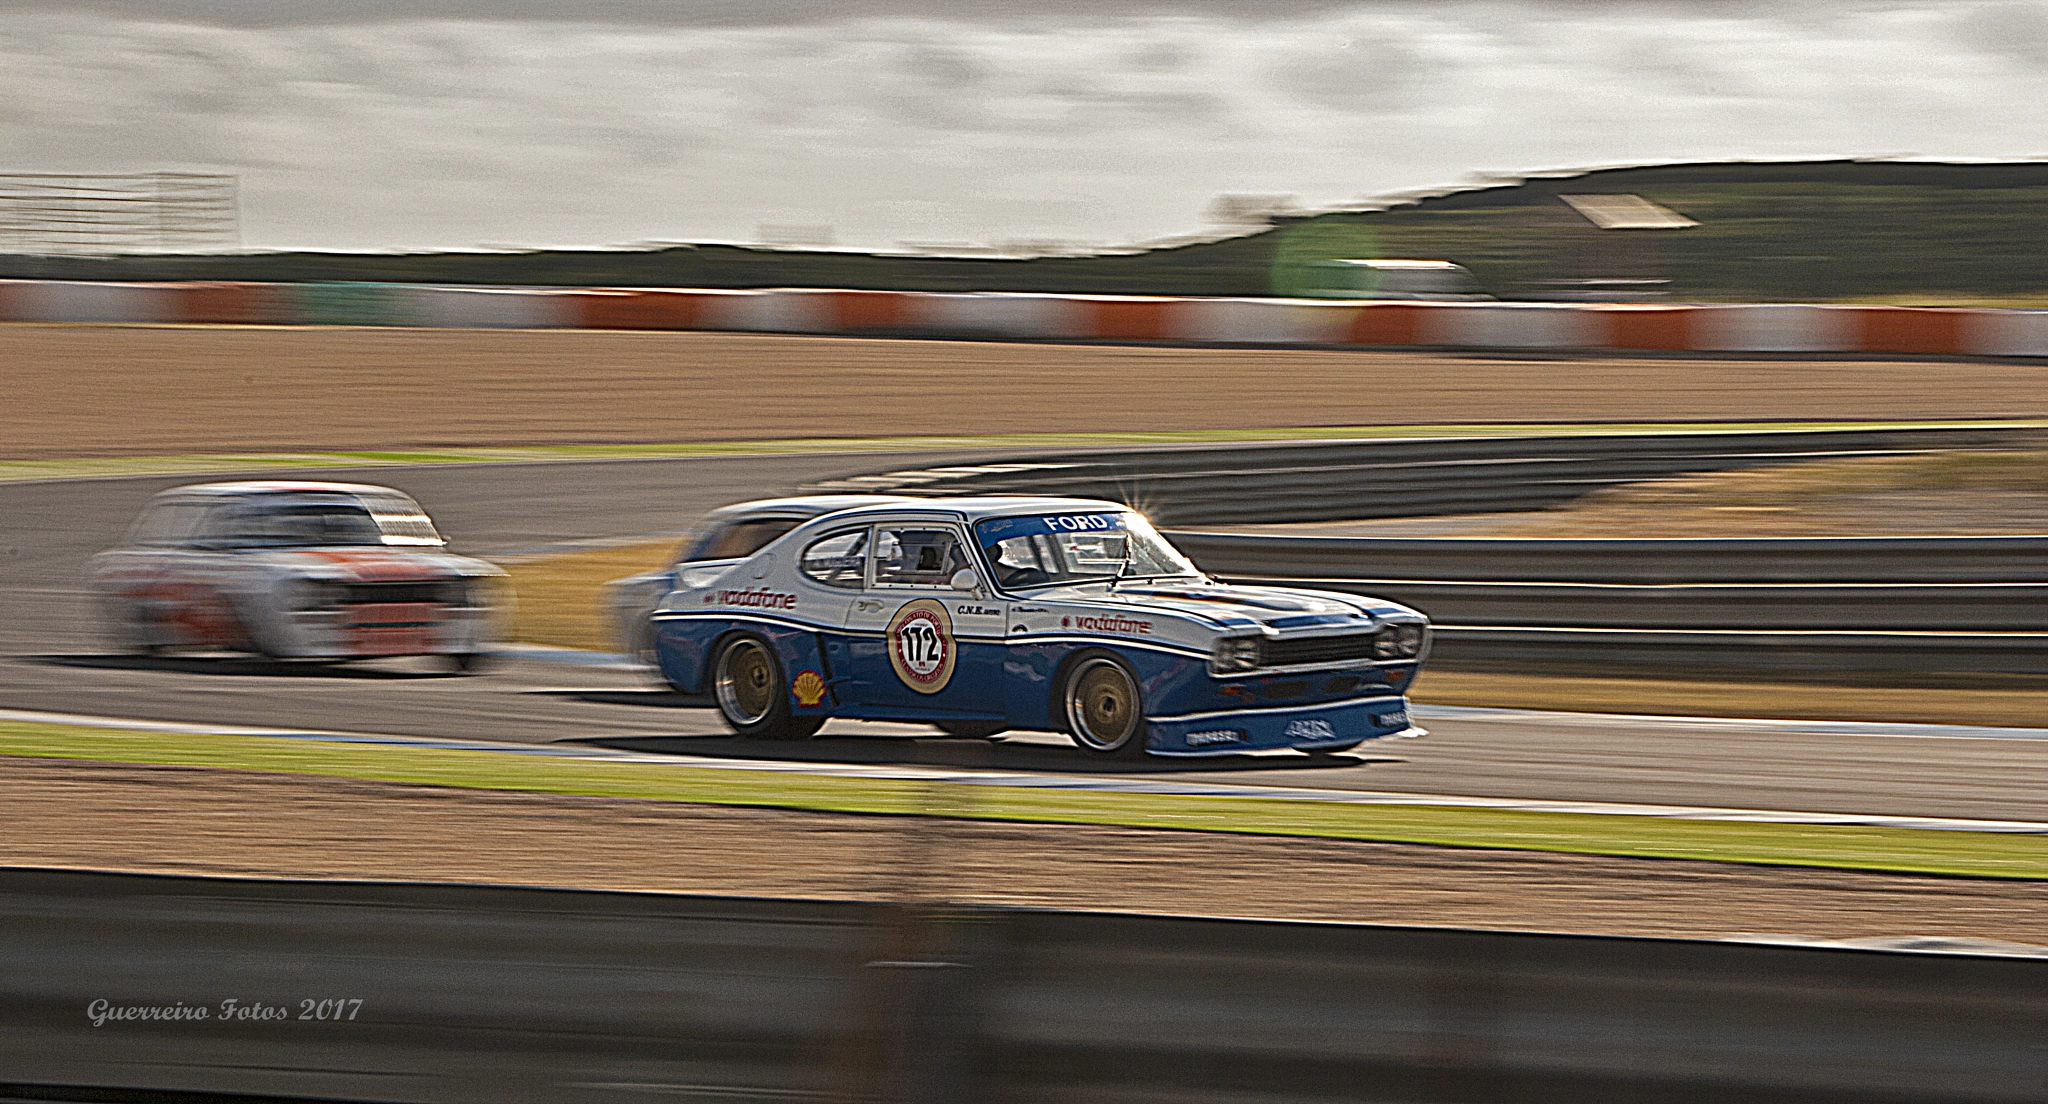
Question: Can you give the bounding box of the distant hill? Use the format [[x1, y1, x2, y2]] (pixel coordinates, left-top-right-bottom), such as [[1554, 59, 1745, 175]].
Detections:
[[5, 160, 2045, 302]]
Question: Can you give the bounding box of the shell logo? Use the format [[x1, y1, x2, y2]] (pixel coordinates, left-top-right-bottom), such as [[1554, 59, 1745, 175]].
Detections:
[[791, 669, 828, 707]]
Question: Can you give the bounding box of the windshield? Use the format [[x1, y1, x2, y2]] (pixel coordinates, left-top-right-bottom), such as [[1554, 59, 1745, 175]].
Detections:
[[211, 494, 444, 548], [973, 510, 1199, 591]]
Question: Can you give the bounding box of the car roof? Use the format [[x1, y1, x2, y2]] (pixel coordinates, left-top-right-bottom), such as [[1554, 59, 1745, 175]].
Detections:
[[703, 494, 918, 520], [805, 495, 1133, 525], [154, 481, 408, 499]]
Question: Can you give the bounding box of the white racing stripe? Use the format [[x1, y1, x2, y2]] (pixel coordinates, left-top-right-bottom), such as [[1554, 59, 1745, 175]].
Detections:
[[1413, 703, 2048, 742], [3, 707, 2044, 836]]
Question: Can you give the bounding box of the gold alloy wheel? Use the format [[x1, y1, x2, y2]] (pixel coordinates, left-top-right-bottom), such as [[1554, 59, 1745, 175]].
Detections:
[[716, 638, 777, 726], [1066, 657, 1141, 753]]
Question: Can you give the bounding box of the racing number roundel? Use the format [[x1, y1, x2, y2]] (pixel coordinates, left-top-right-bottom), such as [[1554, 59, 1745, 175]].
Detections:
[[887, 599, 956, 694]]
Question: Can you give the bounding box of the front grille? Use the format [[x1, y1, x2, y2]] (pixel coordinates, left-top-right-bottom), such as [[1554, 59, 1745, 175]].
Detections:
[[1259, 632, 1378, 668], [339, 581, 451, 605]]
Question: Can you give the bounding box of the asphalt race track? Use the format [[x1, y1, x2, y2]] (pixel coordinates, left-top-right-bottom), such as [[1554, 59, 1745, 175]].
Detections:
[[3, 455, 2044, 823]]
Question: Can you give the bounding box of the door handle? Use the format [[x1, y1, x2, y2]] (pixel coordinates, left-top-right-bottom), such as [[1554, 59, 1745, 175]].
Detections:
[[855, 599, 883, 612]]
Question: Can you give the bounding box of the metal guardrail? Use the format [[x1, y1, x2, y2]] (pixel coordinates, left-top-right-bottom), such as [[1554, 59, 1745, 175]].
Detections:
[[812, 430, 2048, 675], [2, 870, 2043, 1104], [1167, 532, 2048, 585], [809, 426, 2042, 525]]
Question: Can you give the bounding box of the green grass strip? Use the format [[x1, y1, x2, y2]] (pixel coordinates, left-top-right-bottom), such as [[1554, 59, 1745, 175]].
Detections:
[[4, 721, 2042, 880], [7, 419, 2043, 483]]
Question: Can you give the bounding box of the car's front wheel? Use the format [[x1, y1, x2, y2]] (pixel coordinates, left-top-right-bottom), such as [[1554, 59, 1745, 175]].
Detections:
[[1062, 653, 1147, 757], [714, 634, 824, 741]]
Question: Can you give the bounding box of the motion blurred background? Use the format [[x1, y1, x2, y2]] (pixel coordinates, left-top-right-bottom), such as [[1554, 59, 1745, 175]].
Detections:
[[3, 0, 2046, 301]]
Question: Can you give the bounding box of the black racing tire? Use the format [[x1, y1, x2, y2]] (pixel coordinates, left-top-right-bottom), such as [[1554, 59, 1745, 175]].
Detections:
[[1059, 651, 1148, 758], [713, 634, 824, 741], [935, 721, 1007, 739]]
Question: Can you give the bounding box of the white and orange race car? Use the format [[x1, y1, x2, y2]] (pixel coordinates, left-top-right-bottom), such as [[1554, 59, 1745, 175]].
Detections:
[[91, 481, 509, 670]]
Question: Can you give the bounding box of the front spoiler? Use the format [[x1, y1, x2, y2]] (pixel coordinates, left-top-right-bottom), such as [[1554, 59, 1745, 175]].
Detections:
[[1143, 695, 1423, 756]]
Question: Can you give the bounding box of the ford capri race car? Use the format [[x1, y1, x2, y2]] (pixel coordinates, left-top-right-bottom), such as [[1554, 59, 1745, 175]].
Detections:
[[651, 496, 1429, 756], [91, 481, 508, 670]]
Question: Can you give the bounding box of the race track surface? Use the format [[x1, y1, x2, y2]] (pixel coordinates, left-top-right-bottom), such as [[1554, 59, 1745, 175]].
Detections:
[[4, 455, 2043, 823]]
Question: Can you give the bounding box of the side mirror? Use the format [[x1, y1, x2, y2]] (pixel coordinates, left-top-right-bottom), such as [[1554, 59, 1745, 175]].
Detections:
[[950, 569, 981, 592]]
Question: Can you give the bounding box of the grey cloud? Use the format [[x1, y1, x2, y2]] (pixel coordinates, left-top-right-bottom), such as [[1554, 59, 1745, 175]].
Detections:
[[2, 2, 2044, 252], [0, 1, 1397, 28], [1954, 1, 2048, 67]]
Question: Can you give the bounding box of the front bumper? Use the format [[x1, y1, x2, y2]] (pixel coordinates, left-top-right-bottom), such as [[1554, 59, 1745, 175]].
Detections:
[[1144, 695, 1422, 756], [284, 602, 498, 657]]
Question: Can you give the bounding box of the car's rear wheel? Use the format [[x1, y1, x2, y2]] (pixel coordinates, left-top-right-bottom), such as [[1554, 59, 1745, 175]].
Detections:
[[1062, 653, 1146, 757], [714, 635, 823, 740]]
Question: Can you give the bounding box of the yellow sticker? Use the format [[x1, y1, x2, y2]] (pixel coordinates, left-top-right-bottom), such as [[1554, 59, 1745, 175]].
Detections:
[[791, 669, 828, 707]]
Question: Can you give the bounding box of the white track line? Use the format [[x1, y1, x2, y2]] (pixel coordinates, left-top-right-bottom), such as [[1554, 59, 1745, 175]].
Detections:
[[4, 707, 2043, 836]]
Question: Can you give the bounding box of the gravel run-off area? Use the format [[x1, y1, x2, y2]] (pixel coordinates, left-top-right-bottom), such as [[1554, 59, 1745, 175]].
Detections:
[[8, 325, 2048, 457], [7, 757, 2043, 944]]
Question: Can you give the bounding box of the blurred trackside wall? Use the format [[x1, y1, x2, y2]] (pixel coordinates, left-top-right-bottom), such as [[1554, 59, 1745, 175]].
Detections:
[[2, 281, 2044, 356]]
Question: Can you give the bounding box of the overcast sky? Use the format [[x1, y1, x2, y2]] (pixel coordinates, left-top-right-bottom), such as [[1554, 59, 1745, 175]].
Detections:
[[3, 0, 2045, 251]]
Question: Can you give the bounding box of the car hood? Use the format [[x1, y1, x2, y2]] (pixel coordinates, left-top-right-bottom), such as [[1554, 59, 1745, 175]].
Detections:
[[1023, 580, 1419, 631]]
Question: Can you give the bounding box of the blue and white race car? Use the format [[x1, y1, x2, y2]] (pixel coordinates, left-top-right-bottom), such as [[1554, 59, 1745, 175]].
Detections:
[[651, 496, 1429, 757]]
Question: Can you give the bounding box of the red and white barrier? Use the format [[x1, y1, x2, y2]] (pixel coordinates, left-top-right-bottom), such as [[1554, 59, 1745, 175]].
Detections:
[[1967, 309, 2048, 357], [1, 281, 180, 323], [399, 286, 582, 329], [3, 279, 2043, 357]]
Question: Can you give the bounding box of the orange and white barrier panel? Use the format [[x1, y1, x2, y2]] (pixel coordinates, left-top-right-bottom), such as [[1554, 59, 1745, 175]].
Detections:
[[2, 280, 2044, 357]]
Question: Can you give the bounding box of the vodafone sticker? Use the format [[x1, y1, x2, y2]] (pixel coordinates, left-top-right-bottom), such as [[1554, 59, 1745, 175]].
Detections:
[[887, 599, 956, 694]]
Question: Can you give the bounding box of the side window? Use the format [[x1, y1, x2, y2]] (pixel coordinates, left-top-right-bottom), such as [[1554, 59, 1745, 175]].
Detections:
[[126, 502, 178, 545], [873, 527, 969, 588], [697, 518, 804, 561], [799, 528, 870, 589]]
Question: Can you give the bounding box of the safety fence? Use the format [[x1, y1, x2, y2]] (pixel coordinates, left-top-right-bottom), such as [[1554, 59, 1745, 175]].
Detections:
[[811, 425, 2043, 525], [4, 279, 2047, 355], [1175, 535, 2048, 677], [2, 869, 2041, 1104]]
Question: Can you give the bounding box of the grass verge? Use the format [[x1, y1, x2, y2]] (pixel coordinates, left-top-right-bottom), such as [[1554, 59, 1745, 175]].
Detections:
[[2, 721, 2041, 880], [7, 419, 2043, 483]]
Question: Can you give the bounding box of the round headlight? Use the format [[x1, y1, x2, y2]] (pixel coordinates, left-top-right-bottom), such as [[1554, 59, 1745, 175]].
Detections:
[[1396, 625, 1425, 657], [1373, 627, 1401, 658]]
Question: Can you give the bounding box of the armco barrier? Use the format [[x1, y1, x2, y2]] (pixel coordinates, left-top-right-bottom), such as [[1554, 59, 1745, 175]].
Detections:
[[5, 279, 2046, 355], [814, 432, 2047, 675], [811, 426, 2041, 526], [1163, 533, 2048, 584], [2, 869, 2043, 1104]]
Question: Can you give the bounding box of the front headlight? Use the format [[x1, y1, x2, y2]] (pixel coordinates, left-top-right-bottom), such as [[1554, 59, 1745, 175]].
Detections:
[[1374, 624, 1426, 659], [1209, 636, 1261, 675]]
